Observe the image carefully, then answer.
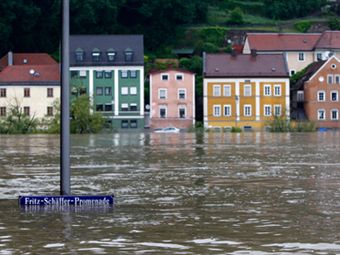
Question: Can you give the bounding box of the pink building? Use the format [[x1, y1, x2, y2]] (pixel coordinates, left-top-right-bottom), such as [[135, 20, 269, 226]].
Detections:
[[149, 69, 195, 129]]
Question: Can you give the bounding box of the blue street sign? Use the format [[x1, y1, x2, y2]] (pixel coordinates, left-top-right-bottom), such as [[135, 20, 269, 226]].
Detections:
[[19, 195, 114, 206]]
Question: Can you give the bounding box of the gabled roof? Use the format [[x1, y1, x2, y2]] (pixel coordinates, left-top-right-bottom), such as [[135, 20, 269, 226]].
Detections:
[[308, 55, 340, 82], [291, 61, 326, 91], [70, 35, 144, 66], [204, 53, 289, 78], [246, 33, 321, 51], [0, 64, 60, 84], [0, 53, 57, 70], [315, 31, 340, 49]]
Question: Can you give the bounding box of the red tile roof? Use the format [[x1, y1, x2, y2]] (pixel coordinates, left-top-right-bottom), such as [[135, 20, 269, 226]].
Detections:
[[315, 31, 340, 49], [0, 53, 57, 70], [0, 64, 60, 83], [246, 33, 321, 51], [204, 53, 289, 78]]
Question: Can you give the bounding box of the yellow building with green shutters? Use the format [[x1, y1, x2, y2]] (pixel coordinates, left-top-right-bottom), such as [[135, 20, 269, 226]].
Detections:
[[203, 52, 290, 130]]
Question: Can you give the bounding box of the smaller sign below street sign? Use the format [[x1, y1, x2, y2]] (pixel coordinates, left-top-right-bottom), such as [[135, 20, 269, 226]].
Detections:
[[19, 195, 114, 206]]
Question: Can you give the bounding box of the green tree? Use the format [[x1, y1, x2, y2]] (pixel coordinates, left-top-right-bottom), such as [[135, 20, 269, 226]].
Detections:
[[70, 95, 105, 134], [227, 7, 244, 25]]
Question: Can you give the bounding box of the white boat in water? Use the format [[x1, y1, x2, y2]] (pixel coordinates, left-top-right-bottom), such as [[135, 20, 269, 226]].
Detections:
[[154, 127, 180, 133]]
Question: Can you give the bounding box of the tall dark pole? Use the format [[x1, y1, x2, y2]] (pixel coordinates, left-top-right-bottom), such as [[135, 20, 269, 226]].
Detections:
[[61, 0, 70, 195]]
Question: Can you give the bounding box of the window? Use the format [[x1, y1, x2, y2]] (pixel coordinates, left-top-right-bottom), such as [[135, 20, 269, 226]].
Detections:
[[96, 104, 103, 111], [24, 88, 30, 97], [331, 91, 338, 101], [297, 91, 304, 102], [327, 75, 333, 84], [178, 89, 186, 99], [318, 91, 325, 101], [159, 106, 167, 118], [244, 105, 252, 117], [23, 106, 30, 116], [121, 103, 129, 111], [331, 109, 339, 120], [264, 85, 271, 96], [176, 74, 183, 81], [290, 70, 296, 76], [75, 49, 84, 62], [213, 105, 221, 117], [121, 70, 128, 78], [121, 120, 129, 128], [130, 120, 137, 128], [96, 71, 103, 79], [79, 70, 87, 78], [213, 85, 221, 96], [92, 50, 101, 62], [159, 89, 167, 99], [161, 74, 169, 81], [274, 105, 282, 116], [104, 71, 112, 79], [316, 53, 322, 61], [130, 104, 137, 111], [224, 105, 231, 116], [121, 87, 128, 95], [47, 106, 53, 116], [298, 52, 305, 61], [105, 87, 112, 96], [107, 51, 116, 62], [223, 85, 231, 97], [47, 88, 53, 98], [336, 75, 340, 84], [104, 104, 112, 112], [0, 88, 6, 97], [274, 85, 281, 96], [0, 107, 6, 117], [130, 87, 137, 95], [244, 85, 252, 96], [179, 106, 186, 118], [318, 109, 325, 120], [124, 50, 133, 61], [96, 87, 103, 96], [264, 105, 272, 116], [130, 70, 137, 78]]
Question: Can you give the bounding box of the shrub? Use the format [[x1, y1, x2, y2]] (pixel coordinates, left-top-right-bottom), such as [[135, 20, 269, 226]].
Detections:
[[231, 126, 242, 133], [227, 7, 244, 25], [329, 17, 340, 30], [294, 20, 312, 32]]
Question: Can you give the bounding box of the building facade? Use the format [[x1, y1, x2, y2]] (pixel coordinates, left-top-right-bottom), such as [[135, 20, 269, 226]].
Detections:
[[149, 69, 195, 129], [0, 52, 60, 119], [203, 53, 290, 130], [304, 56, 340, 128], [70, 35, 144, 129]]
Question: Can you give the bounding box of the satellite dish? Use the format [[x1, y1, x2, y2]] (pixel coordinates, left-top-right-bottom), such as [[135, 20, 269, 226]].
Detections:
[[29, 69, 35, 75]]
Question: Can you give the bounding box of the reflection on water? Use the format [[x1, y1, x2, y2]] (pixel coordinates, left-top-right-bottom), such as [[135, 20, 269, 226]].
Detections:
[[0, 132, 340, 254]]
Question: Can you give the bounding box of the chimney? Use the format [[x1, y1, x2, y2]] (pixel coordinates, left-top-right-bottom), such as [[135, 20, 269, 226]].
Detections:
[[251, 48, 257, 58], [8, 51, 13, 66]]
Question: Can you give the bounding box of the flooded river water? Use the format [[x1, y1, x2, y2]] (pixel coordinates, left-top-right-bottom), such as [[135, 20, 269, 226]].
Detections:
[[0, 132, 339, 254]]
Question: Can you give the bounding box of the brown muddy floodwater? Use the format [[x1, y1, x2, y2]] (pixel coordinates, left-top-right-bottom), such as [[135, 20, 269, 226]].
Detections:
[[0, 132, 339, 254]]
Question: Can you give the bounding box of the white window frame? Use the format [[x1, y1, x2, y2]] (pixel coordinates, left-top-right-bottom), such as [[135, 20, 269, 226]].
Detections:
[[317, 91, 325, 102], [331, 91, 338, 102], [223, 84, 231, 97], [264, 85, 271, 96], [161, 73, 169, 81], [121, 87, 128, 95], [274, 105, 282, 116], [298, 52, 305, 62], [327, 74, 333, 84], [331, 109, 339, 120], [297, 91, 304, 102], [335, 75, 340, 84], [213, 85, 221, 97], [178, 88, 186, 100], [213, 105, 221, 117], [244, 85, 252, 97], [79, 70, 87, 77], [159, 105, 167, 118], [178, 105, 186, 119], [274, 84, 281, 96], [244, 105, 252, 117], [159, 88, 167, 99], [130, 87, 137, 95], [175, 73, 183, 81], [121, 70, 128, 78], [223, 104, 232, 117], [264, 105, 272, 116], [318, 109, 325, 120], [121, 103, 129, 111]]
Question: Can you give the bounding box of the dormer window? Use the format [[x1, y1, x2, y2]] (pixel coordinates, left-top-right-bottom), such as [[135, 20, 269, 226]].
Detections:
[[107, 49, 116, 62], [75, 48, 84, 62], [124, 48, 134, 62], [92, 48, 101, 62]]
